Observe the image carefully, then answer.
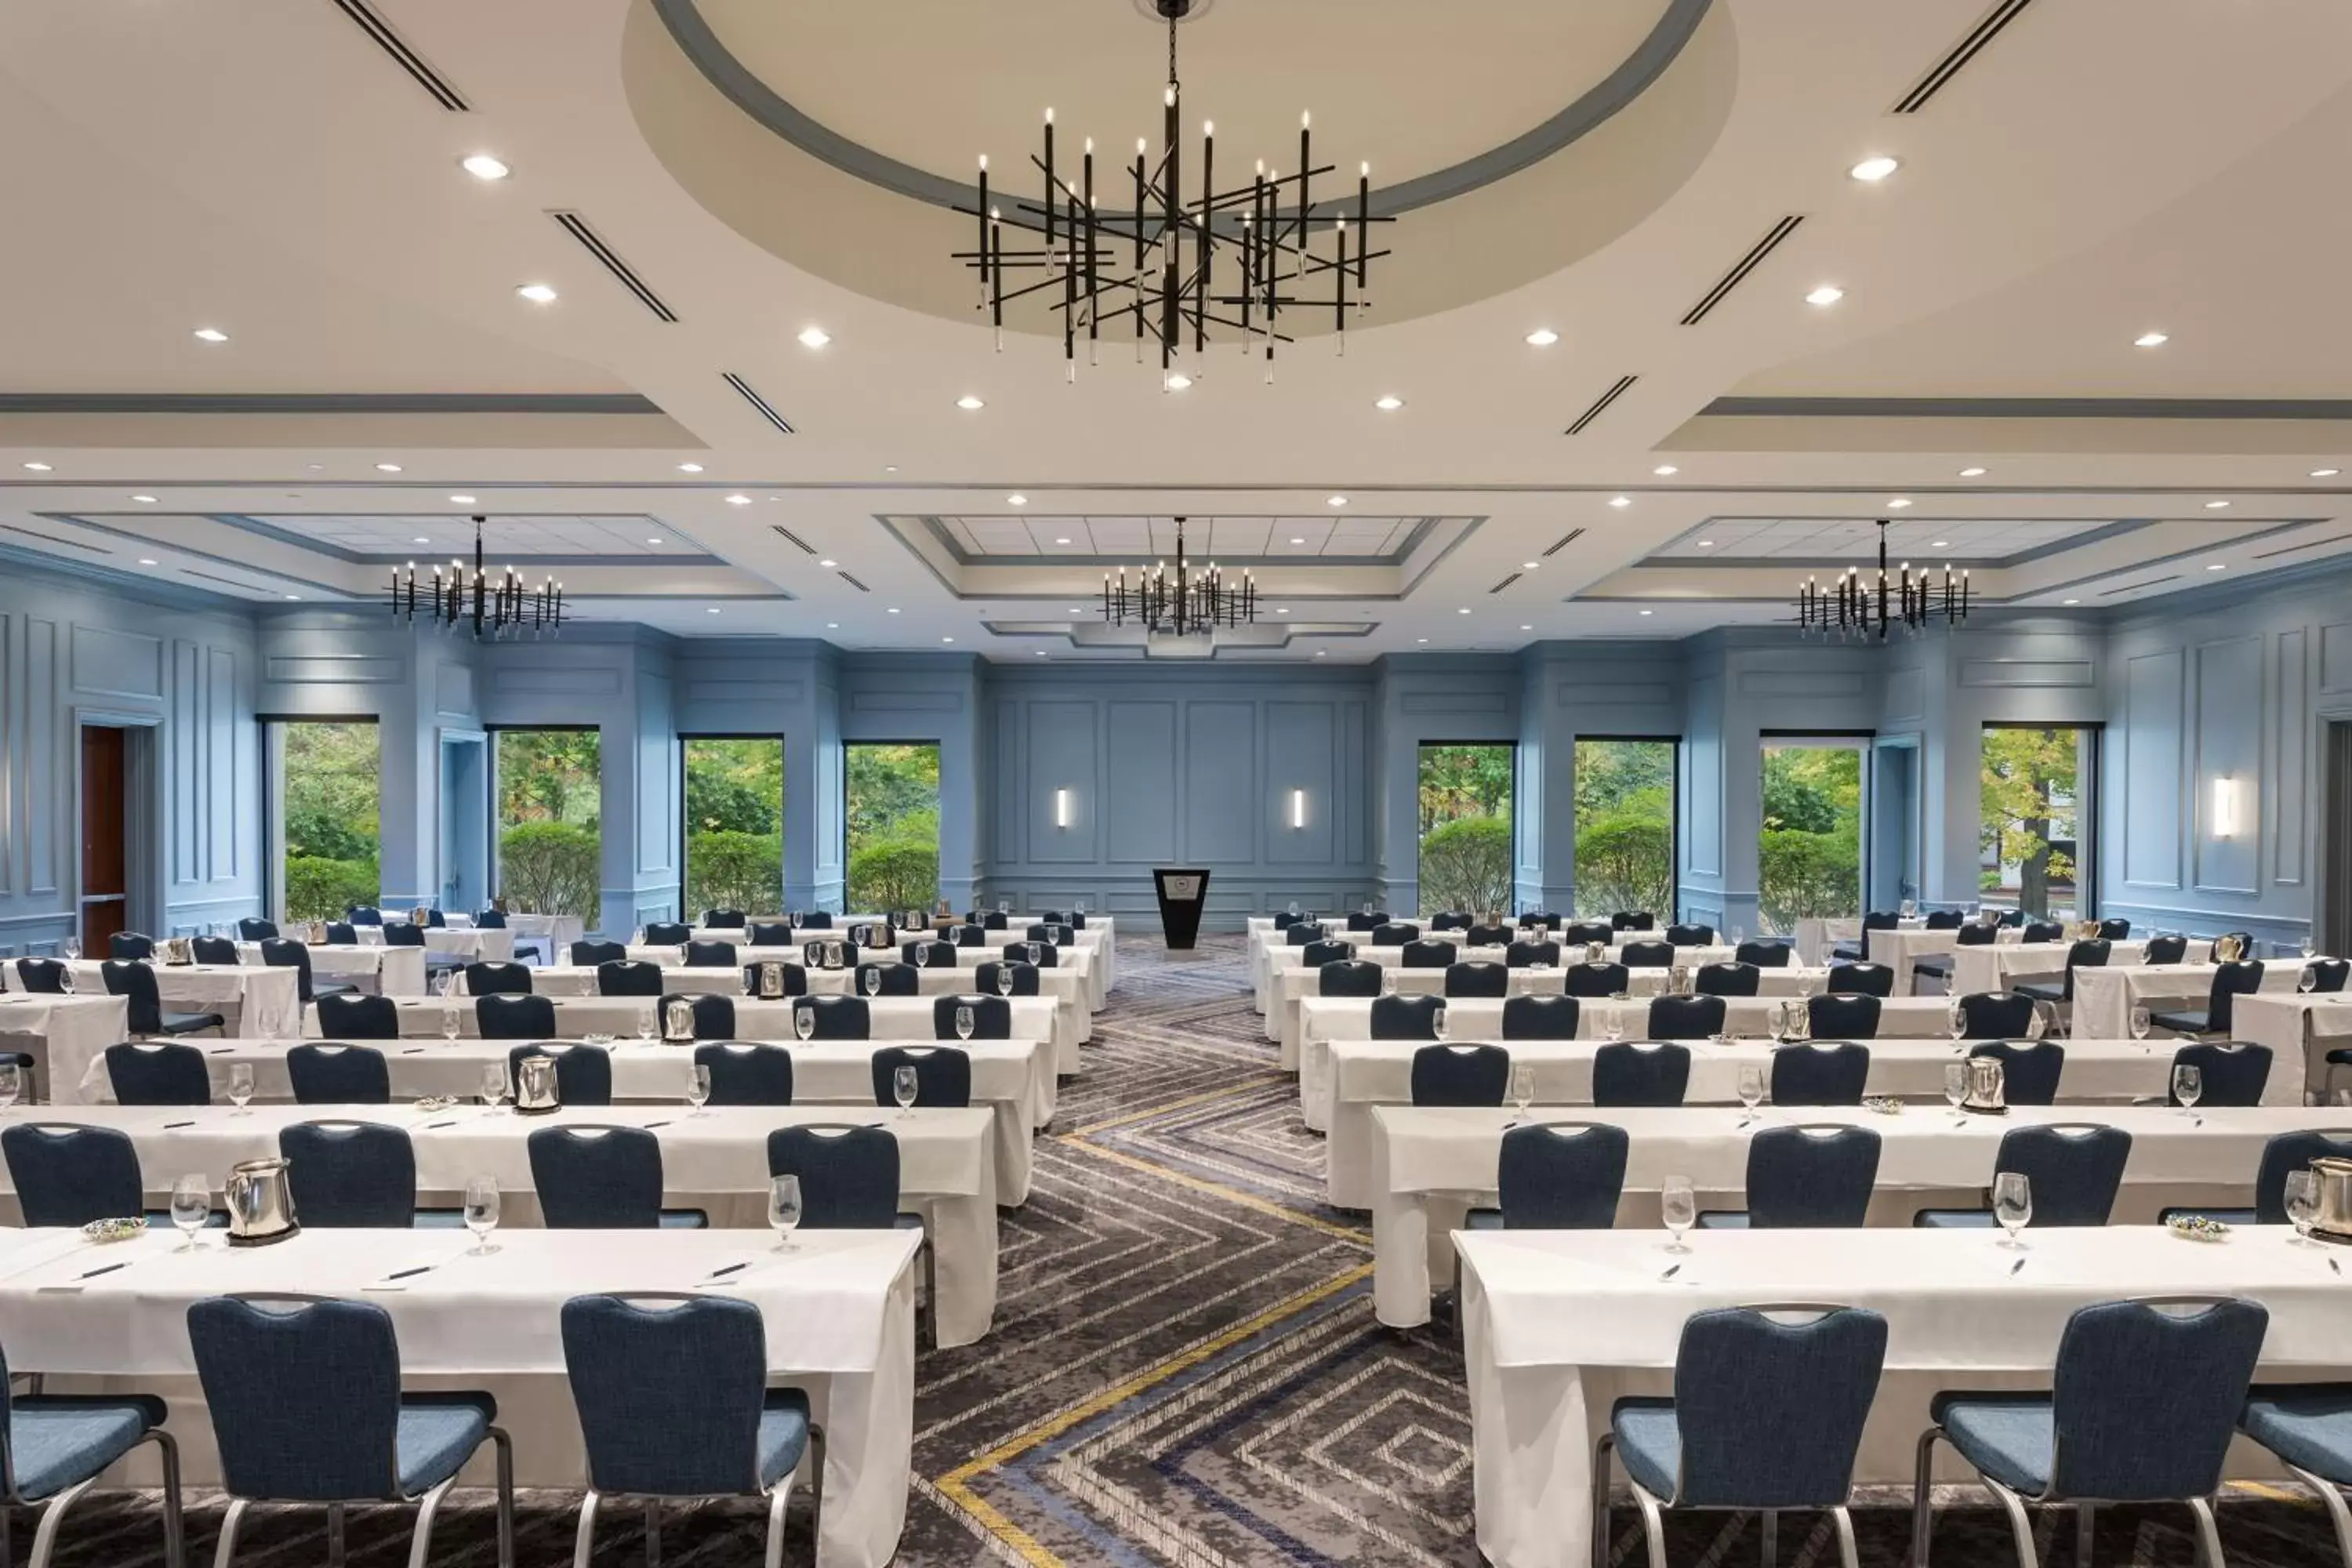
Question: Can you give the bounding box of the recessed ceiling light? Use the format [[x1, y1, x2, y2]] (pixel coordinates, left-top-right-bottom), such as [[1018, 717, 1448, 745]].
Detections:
[[137, 557, 158, 566], [677, 463, 704, 474], [1653, 464, 1679, 476], [1290, 536, 1305, 545], [1931, 539, 1950, 549], [131, 494, 158, 503], [725, 494, 752, 506], [1164, 372, 1192, 391], [1457, 607, 1471, 615], [375, 463, 402, 473], [2205, 499, 2230, 510], [192, 328, 228, 343], [1519, 624, 1532, 632], [1053, 536, 1072, 546], [1609, 495, 1632, 508], [1315, 650, 1327, 657], [797, 326, 831, 349], [412, 536, 430, 544], [515, 283, 558, 304], [1417, 637, 1428, 644], [1036, 650, 1048, 657], [1959, 466, 1987, 477], [1697, 540, 1714, 548], [1806, 285, 1845, 307], [707, 607, 722, 615], [2062, 598, 2080, 605], [448, 495, 476, 504], [2314, 468, 2341, 478], [1374, 395, 1404, 412], [956, 395, 985, 411], [461, 154, 510, 181], [818, 558, 837, 568], [1327, 495, 1347, 507], [284, 594, 300, 601], [2208, 562, 2227, 572], [1523, 561, 1540, 570], [941, 636, 956, 644], [21, 461, 49, 471], [887, 607, 901, 615], [306, 463, 323, 471], [1525, 328, 1559, 347], [2134, 331, 2169, 349], [884, 464, 898, 473], [826, 622, 839, 629], [1887, 498, 1913, 510], [1007, 494, 1028, 506], [1849, 155, 1900, 183], [646, 537, 664, 546], [1639, 608, 1654, 616]]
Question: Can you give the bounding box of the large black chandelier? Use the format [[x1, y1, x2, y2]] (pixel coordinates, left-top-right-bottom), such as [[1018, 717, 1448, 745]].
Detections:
[[1796, 519, 1970, 640], [955, 0, 1392, 390], [1103, 517, 1254, 637], [388, 515, 564, 639]]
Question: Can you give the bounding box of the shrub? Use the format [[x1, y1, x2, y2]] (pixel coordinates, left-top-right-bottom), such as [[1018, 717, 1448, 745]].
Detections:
[[285, 856, 379, 924], [1573, 815, 1675, 920], [687, 831, 783, 916], [1418, 815, 1512, 916], [499, 821, 601, 919], [1758, 827, 1861, 931], [848, 840, 938, 914]]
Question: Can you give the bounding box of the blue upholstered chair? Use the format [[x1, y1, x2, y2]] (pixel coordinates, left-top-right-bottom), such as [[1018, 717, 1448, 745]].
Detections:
[[2142, 934, 2189, 965], [1697, 1124, 1880, 1229], [1566, 963, 1630, 999], [1696, 961, 1759, 998], [1283, 923, 1328, 947], [2097, 917, 2132, 939], [473, 909, 508, 930], [2167, 1041, 2272, 1106], [463, 960, 533, 997], [109, 933, 155, 962], [315, 993, 399, 1040], [287, 1042, 390, 1105], [934, 994, 1011, 1039], [260, 937, 354, 1007], [379, 923, 426, 949], [1736, 940, 1793, 968], [345, 906, 385, 927], [752, 921, 797, 947], [1621, 940, 1675, 969], [1913, 921, 1994, 989], [693, 1043, 794, 1106], [572, 939, 628, 967], [975, 961, 1040, 996], [477, 993, 557, 1040], [278, 1121, 460, 1229], [187, 1295, 515, 1568], [1914, 1298, 2268, 1568], [191, 936, 240, 967], [2240, 1383, 2352, 1564], [2022, 920, 2064, 944], [1369, 994, 1443, 1040], [1371, 922, 1420, 946], [684, 941, 739, 969], [1599, 1305, 1887, 1568], [0, 1330, 183, 1568], [1646, 995, 1725, 1042], [1318, 960, 1382, 998], [1768, 1043, 1872, 1107], [2, 1123, 143, 1228], [1443, 961, 1508, 999], [795, 996, 871, 1040], [561, 1294, 819, 1568], [902, 938, 960, 969], [597, 960, 663, 996], [1301, 938, 1355, 968], [1665, 923, 1715, 947], [660, 993, 737, 1040], [2151, 962, 2267, 1039], [853, 962, 920, 997], [1500, 995, 1578, 1040], [1506, 939, 1563, 968], [527, 1126, 705, 1229], [325, 921, 361, 946], [2013, 938, 2110, 1028], [740, 961, 810, 999], [101, 960, 223, 1038], [1345, 911, 1390, 933], [701, 908, 748, 930], [1399, 939, 1457, 970], [238, 917, 279, 942], [1807, 993, 1882, 1040], [1831, 911, 1898, 963], [2307, 957, 2352, 994], [799, 912, 837, 931], [1004, 941, 1058, 968], [103, 1042, 210, 1106], [1958, 992, 2037, 1039], [1825, 962, 1896, 999], [1967, 1040, 2064, 1105], [1408, 1044, 1508, 1107], [2161, 1128, 2352, 1229], [1913, 1123, 2131, 1229], [1428, 912, 1471, 932], [1592, 1043, 1689, 1108], [1611, 912, 1656, 933], [767, 1124, 934, 1346], [506, 1042, 612, 1105], [1464, 1121, 1628, 1233], [11, 959, 67, 994], [872, 1045, 971, 1108], [643, 922, 691, 946], [1563, 921, 1615, 947]]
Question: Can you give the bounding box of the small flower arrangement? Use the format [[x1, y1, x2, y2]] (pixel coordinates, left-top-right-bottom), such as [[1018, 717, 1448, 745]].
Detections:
[[2165, 1214, 2231, 1243], [80, 1217, 146, 1244]]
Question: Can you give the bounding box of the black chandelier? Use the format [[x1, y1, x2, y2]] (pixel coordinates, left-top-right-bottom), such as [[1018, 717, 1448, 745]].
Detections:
[[1103, 517, 1255, 637], [388, 515, 564, 639], [954, 0, 1392, 390], [1796, 519, 1970, 640]]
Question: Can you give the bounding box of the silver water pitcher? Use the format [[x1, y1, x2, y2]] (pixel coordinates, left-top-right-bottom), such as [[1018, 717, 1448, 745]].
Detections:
[[1586, 940, 1607, 964], [1668, 964, 1692, 996], [661, 997, 695, 1044], [514, 1053, 562, 1115], [223, 1157, 300, 1247], [2308, 1156, 2352, 1243], [756, 960, 788, 1000], [162, 937, 194, 967], [1961, 1054, 2009, 1115]]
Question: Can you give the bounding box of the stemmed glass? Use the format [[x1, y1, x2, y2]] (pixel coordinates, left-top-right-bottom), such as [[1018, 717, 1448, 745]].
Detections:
[[893, 1065, 920, 1118], [686, 1064, 711, 1117], [2130, 1007, 2152, 1044], [1381, 971, 1398, 997], [2173, 1062, 2203, 1116], [1736, 1065, 1765, 1126], [1947, 1002, 1968, 1047], [793, 1006, 816, 1042], [227, 1063, 254, 1116], [768, 1174, 803, 1251], [1944, 1061, 1969, 1123], [441, 1005, 461, 1042], [2285, 1170, 2321, 1245], [63, 937, 80, 962], [0, 1062, 21, 1114], [1993, 1171, 2032, 1247], [955, 1004, 975, 1042], [995, 967, 1015, 998], [2303, 965, 2322, 996], [480, 1062, 508, 1114], [1432, 1006, 1450, 1044], [636, 1010, 658, 1044], [1603, 1007, 1624, 1044], [170, 1174, 210, 1251], [1507, 1065, 1534, 1127], [2026, 1004, 2049, 1043], [1660, 1175, 1696, 1254], [463, 1177, 501, 1255]]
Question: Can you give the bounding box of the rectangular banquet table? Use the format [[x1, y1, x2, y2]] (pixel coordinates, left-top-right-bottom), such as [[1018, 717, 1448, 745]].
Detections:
[[358, 924, 516, 964], [1317, 1033, 2298, 1206], [0, 1100, 997, 1348], [2074, 960, 2304, 1042], [0, 1224, 916, 1568], [1947, 938, 2215, 999], [1373, 1101, 2351, 1325], [63, 960, 301, 1040], [367, 991, 1058, 1051], [66, 1036, 1052, 1204], [235, 940, 427, 998], [0, 993, 129, 1100], [2237, 993, 2352, 1104], [685, 921, 1114, 1004], [1248, 920, 1690, 1014], [1457, 1224, 2352, 1568]]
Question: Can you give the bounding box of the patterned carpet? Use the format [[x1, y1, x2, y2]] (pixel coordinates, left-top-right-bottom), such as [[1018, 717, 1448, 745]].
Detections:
[[40, 934, 2352, 1564]]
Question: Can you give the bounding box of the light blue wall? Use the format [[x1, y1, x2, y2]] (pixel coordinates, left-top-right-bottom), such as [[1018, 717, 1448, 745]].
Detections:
[[1513, 641, 1684, 915]]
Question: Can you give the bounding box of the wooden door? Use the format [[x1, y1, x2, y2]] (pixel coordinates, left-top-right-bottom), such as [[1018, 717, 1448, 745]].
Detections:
[[80, 725, 128, 953]]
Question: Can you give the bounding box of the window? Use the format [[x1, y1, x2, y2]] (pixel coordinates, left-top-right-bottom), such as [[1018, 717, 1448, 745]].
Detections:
[[1573, 739, 1676, 920], [845, 742, 939, 913], [492, 728, 602, 920], [1417, 743, 1514, 917], [1980, 724, 2096, 920], [683, 736, 785, 917], [268, 720, 379, 922], [1759, 740, 1866, 935]]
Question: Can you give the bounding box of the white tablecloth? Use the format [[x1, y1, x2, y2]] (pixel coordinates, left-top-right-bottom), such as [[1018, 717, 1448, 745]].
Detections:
[[236, 942, 426, 998], [2074, 962, 2304, 1043], [2232, 993, 2352, 1104], [1319, 1033, 2301, 1207], [495, 913, 583, 964], [1947, 938, 2213, 1000], [63, 960, 301, 1040], [1249, 920, 1684, 1014], [0, 1225, 915, 1568], [1460, 1225, 2349, 1568], [0, 994, 129, 1100], [1374, 1102, 2347, 1327], [358, 926, 516, 964], [688, 920, 1115, 1004]]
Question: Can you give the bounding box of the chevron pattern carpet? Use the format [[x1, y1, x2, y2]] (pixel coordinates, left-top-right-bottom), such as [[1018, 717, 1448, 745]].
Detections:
[[38, 933, 2352, 1564]]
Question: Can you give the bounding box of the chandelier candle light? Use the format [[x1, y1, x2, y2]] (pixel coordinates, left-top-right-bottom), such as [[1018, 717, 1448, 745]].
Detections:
[[389, 515, 564, 639], [955, 0, 1391, 390], [1795, 519, 1969, 640], [1103, 517, 1254, 637]]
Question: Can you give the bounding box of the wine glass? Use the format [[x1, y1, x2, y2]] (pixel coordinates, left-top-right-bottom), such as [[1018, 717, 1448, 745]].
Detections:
[[2173, 1062, 2203, 1115], [1736, 1065, 1765, 1125], [480, 1062, 507, 1113], [0, 1061, 21, 1113], [2285, 1170, 2321, 1244], [1432, 1005, 1450, 1044], [2130, 1006, 2152, 1043], [793, 1006, 815, 1043], [1944, 1060, 1969, 1121], [63, 937, 80, 961], [1731, 925, 1746, 946], [893, 1064, 920, 1118], [463, 1176, 501, 1255], [1992, 1171, 2032, 1247], [1508, 1065, 1534, 1126], [768, 1174, 802, 1251], [227, 1063, 254, 1116], [2026, 1004, 2049, 1043], [1947, 1002, 1967, 1045], [686, 1064, 710, 1117], [862, 967, 880, 996], [955, 1004, 975, 1041], [2303, 965, 2321, 996], [995, 967, 1014, 998], [636, 1009, 657, 1044], [1603, 1007, 1624, 1044], [1660, 1175, 1696, 1253], [170, 1173, 210, 1250], [1381, 970, 1398, 996], [441, 1004, 461, 1042]]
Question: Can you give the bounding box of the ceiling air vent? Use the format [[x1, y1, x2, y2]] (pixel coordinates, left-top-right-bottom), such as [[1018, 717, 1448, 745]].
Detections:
[[769, 525, 817, 554], [181, 569, 270, 592], [1894, 0, 2037, 114], [1681, 216, 1805, 325], [0, 525, 107, 554], [2256, 532, 2352, 561], [550, 213, 677, 322], [723, 372, 795, 435], [837, 572, 871, 593], [328, 0, 468, 111], [1543, 528, 1587, 557], [1488, 572, 1523, 594], [1565, 376, 1639, 437], [2102, 574, 2180, 597]]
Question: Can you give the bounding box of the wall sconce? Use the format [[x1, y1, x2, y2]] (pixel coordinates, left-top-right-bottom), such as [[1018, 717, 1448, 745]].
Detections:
[[1290, 788, 1308, 829], [1054, 788, 1073, 829], [2211, 776, 2241, 839]]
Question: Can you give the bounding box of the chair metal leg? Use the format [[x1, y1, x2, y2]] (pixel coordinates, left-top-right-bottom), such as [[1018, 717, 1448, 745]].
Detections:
[[805, 1425, 826, 1552], [405, 1475, 458, 1568], [1761, 1508, 1777, 1568], [1830, 1505, 1859, 1568], [645, 1499, 660, 1568], [572, 1490, 601, 1568], [2185, 1496, 2223, 1568], [146, 1428, 186, 1568], [1631, 1483, 1670, 1568], [1911, 1428, 1940, 1568], [1592, 1434, 1616, 1568], [212, 1497, 248, 1568], [2075, 1501, 2092, 1567], [327, 1503, 346, 1568], [764, 1480, 793, 1568], [1984, 1477, 2041, 1568], [491, 1428, 516, 1568], [2, 1498, 13, 1568], [920, 1231, 938, 1355], [2287, 1465, 2352, 1566], [25, 1477, 93, 1568]]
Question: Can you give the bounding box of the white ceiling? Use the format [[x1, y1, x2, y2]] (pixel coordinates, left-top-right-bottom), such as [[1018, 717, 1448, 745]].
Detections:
[[255, 514, 713, 558], [935, 514, 1433, 561], [1653, 516, 2114, 563]]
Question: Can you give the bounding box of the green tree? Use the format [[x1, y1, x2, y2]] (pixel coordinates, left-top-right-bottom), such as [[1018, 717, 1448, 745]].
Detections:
[[1758, 746, 1863, 932], [498, 821, 601, 918], [1417, 745, 1514, 837], [1574, 742, 1675, 918], [1980, 727, 2080, 917], [846, 744, 941, 913], [1417, 816, 1513, 913], [497, 729, 602, 829]]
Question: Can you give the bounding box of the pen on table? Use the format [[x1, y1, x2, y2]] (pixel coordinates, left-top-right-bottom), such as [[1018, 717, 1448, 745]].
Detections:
[[702, 1261, 749, 1281], [384, 1265, 435, 1282], [2330, 1256, 2342, 1277], [2009, 1256, 2027, 1276], [641, 1120, 672, 1130], [401, 1047, 426, 1055], [76, 1261, 129, 1281], [423, 1120, 459, 1130], [162, 1120, 196, 1131], [209, 1047, 235, 1056], [1658, 1262, 1682, 1281]]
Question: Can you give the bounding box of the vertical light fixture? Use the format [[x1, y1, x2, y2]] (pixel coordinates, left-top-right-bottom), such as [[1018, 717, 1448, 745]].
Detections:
[[2211, 776, 2241, 838], [1055, 788, 1073, 829], [1290, 788, 1307, 829]]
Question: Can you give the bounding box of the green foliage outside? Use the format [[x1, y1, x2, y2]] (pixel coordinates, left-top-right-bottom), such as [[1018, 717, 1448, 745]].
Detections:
[[1417, 745, 1513, 916], [1758, 746, 1863, 932], [496, 730, 601, 918], [498, 821, 601, 919], [1573, 740, 1675, 918], [686, 738, 785, 913], [688, 831, 785, 916], [1980, 726, 2082, 918], [281, 722, 379, 920], [847, 744, 940, 912]]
